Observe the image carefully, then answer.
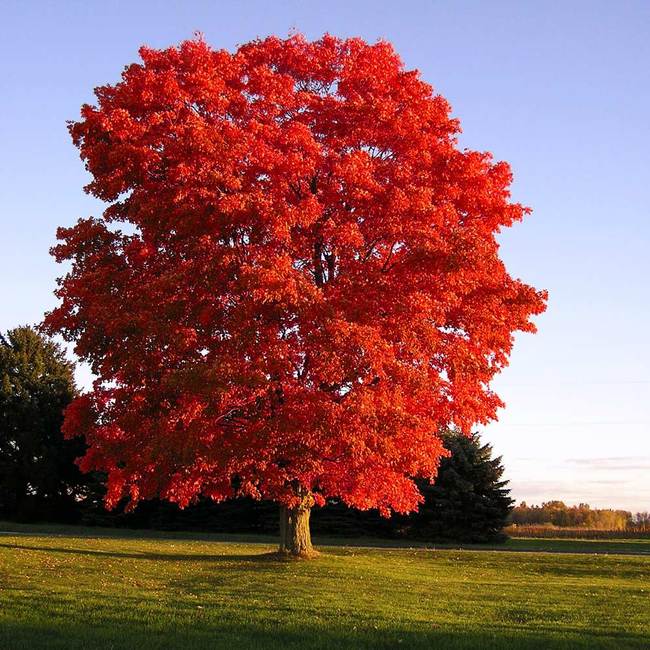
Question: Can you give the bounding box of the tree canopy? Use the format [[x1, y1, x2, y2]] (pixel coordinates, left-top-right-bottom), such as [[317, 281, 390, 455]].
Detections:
[[45, 35, 546, 554]]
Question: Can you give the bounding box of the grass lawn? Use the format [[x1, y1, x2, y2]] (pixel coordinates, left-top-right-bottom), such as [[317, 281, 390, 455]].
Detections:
[[1, 524, 649, 649]]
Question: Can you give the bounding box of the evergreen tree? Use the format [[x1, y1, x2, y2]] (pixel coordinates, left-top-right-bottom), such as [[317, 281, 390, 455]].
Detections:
[[0, 326, 87, 521], [400, 430, 514, 542]]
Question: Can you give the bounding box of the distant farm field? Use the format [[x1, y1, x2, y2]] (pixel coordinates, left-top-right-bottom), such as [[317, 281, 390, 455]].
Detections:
[[507, 525, 650, 540], [1, 525, 649, 649]]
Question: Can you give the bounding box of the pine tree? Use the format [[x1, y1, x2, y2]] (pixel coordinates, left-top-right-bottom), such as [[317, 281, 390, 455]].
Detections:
[[402, 430, 514, 542]]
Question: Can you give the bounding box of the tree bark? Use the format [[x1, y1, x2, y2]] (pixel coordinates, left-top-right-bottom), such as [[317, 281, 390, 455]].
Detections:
[[278, 497, 318, 558]]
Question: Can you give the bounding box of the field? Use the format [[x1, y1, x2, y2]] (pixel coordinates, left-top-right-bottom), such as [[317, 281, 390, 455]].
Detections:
[[507, 525, 650, 540], [1, 525, 649, 649]]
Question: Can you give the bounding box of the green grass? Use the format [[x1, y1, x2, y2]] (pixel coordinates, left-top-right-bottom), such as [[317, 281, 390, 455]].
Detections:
[[1, 524, 649, 649], [500, 536, 650, 555]]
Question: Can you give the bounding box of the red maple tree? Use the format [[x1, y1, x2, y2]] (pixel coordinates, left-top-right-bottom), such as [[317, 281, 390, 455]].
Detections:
[[45, 35, 546, 556]]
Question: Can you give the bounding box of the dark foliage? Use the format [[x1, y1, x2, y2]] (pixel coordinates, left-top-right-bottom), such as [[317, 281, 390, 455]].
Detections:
[[78, 430, 513, 543], [0, 326, 91, 521], [394, 430, 514, 542]]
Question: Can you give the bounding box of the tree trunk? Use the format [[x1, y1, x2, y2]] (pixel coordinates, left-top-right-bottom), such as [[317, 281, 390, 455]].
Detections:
[[278, 500, 318, 558]]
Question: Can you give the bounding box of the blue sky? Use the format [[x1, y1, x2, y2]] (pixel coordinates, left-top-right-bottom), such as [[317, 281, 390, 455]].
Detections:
[[1, 1, 648, 511]]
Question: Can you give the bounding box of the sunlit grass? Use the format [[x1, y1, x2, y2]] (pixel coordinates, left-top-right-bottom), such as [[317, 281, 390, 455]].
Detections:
[[1, 525, 648, 649]]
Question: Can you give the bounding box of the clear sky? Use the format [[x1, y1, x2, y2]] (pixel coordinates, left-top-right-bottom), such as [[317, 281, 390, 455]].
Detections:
[[1, 1, 648, 511]]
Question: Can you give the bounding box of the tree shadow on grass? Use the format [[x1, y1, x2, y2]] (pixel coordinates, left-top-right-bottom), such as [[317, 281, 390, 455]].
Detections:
[[0, 542, 284, 563], [0, 525, 280, 545]]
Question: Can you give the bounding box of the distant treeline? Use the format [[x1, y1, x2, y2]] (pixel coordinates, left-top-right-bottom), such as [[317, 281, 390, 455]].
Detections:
[[511, 501, 650, 532]]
